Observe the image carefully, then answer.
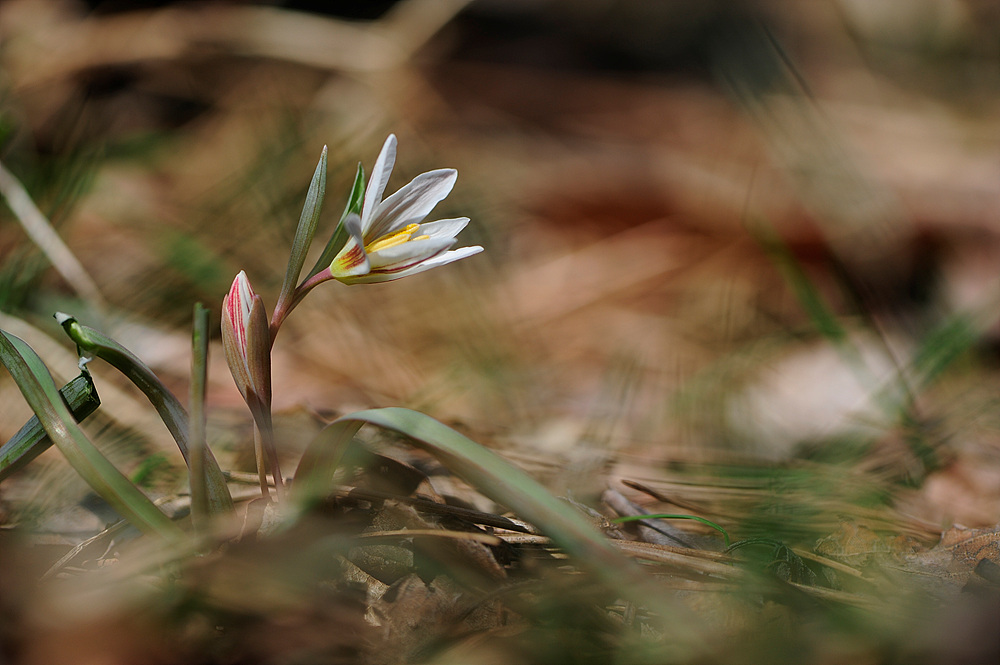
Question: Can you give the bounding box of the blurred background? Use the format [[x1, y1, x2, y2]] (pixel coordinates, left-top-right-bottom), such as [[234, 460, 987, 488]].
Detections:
[[3, 0, 1000, 539]]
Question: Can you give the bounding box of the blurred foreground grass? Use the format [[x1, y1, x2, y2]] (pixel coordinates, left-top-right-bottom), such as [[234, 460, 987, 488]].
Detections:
[[3, 1, 1000, 663]]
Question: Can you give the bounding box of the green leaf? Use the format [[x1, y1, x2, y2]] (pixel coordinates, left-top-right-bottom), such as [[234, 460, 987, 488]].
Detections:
[[611, 513, 731, 547], [298, 408, 623, 563], [188, 303, 212, 522], [274, 147, 327, 324], [304, 162, 364, 282], [909, 313, 978, 387], [0, 373, 101, 481], [293, 407, 699, 636], [752, 221, 848, 345], [751, 220, 884, 392], [57, 313, 234, 516], [0, 330, 182, 539]]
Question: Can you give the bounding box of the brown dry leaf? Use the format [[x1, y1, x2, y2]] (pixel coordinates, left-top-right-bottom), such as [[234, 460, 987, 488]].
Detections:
[[367, 573, 507, 665], [814, 521, 919, 569], [936, 524, 1000, 571]]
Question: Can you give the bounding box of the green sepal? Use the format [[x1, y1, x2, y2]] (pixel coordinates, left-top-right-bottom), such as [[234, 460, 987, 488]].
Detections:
[[244, 295, 284, 496], [304, 162, 365, 282]]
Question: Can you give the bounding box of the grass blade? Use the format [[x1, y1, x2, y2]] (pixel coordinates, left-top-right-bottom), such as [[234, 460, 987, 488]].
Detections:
[[752, 220, 891, 396], [188, 303, 213, 523], [611, 514, 731, 547], [297, 407, 634, 564], [0, 330, 182, 539], [0, 373, 101, 481], [0, 158, 107, 310]]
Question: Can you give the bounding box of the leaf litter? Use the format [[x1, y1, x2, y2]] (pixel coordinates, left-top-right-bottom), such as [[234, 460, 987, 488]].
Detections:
[[4, 2, 1000, 664]]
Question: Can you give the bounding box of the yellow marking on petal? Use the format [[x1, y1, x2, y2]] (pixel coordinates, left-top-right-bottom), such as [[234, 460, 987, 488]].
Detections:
[[365, 223, 420, 253], [331, 243, 367, 276]]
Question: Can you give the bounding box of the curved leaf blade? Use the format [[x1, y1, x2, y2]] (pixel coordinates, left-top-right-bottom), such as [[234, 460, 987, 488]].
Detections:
[[0, 373, 101, 481], [294, 407, 702, 643], [0, 330, 182, 539]]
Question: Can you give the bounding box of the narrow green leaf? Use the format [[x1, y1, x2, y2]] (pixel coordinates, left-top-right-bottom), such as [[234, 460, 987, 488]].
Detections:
[[751, 220, 884, 391], [0, 373, 101, 480], [304, 162, 364, 282], [752, 221, 848, 344], [300, 408, 624, 563], [294, 407, 699, 637], [0, 330, 182, 539], [909, 314, 978, 387], [274, 147, 327, 323], [189, 303, 211, 522], [57, 313, 234, 516], [611, 513, 731, 547]]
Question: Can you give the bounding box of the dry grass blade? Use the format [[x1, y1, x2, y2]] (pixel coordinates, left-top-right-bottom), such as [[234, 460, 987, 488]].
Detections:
[[0, 159, 106, 311], [41, 521, 130, 581], [5, 0, 473, 86], [358, 529, 502, 546], [612, 540, 736, 578]]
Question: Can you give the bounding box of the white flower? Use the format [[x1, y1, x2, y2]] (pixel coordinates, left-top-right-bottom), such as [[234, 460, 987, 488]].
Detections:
[[329, 134, 482, 284]]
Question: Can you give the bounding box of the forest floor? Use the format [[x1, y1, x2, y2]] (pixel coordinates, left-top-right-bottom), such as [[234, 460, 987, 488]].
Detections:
[[2, 2, 1000, 663]]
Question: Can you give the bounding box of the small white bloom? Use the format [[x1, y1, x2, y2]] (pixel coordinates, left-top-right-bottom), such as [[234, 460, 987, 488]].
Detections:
[[329, 134, 482, 284]]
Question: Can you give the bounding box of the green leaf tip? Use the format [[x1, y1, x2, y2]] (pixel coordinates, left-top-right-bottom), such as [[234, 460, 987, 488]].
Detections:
[[273, 146, 329, 330]]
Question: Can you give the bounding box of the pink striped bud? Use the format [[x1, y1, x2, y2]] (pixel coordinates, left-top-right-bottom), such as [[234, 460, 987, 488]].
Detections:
[[221, 271, 271, 409], [221, 271, 283, 497]]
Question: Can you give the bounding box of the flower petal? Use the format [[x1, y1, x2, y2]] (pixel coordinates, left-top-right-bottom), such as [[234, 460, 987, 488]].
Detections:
[[349, 246, 484, 284], [224, 271, 254, 354], [366, 169, 457, 241], [221, 304, 251, 402], [418, 217, 470, 240], [368, 235, 455, 270], [329, 213, 371, 278], [361, 135, 396, 231]]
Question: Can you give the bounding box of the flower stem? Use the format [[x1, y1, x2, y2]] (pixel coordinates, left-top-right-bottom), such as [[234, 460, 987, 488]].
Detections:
[[268, 271, 332, 346]]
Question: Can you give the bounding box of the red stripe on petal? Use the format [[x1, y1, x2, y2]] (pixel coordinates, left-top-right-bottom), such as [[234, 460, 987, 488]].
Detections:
[[332, 243, 370, 277]]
